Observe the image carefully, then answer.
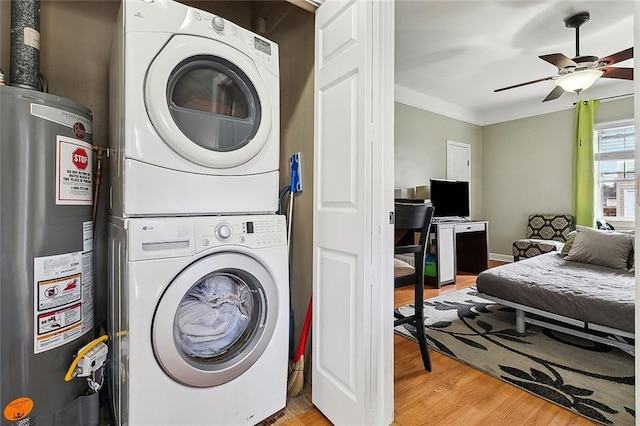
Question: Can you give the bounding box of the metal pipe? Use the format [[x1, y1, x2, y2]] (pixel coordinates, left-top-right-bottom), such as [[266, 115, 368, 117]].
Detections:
[[10, 0, 40, 90]]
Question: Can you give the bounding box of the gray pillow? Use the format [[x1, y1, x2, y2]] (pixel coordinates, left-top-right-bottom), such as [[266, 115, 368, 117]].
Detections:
[[612, 229, 635, 270], [565, 226, 633, 269]]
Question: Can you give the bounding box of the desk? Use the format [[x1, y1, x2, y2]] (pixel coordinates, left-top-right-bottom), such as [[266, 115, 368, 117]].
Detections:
[[426, 220, 489, 288]]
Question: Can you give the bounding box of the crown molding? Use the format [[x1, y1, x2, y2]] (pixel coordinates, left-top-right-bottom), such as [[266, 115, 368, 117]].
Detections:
[[394, 85, 483, 126], [396, 82, 633, 127]]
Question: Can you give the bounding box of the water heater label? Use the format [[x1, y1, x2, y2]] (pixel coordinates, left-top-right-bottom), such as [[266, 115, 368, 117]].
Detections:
[[56, 136, 93, 205], [3, 397, 33, 422], [81, 250, 95, 335], [33, 247, 93, 354], [31, 104, 92, 133], [83, 221, 93, 253]]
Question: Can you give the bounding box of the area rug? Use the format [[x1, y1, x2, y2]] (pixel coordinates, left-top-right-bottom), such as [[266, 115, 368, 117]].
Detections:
[[394, 287, 635, 425]]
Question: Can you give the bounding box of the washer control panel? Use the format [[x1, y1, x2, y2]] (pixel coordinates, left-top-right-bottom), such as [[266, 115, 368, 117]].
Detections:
[[195, 215, 286, 252], [126, 215, 286, 260]]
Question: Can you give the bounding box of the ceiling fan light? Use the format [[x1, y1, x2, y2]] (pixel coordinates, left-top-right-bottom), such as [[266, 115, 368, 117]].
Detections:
[[555, 69, 604, 92]]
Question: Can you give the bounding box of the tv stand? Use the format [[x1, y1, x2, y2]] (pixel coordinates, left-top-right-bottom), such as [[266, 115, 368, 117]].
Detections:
[[426, 220, 489, 288]]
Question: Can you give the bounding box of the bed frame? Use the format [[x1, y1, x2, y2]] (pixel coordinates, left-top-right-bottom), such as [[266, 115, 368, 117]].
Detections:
[[478, 293, 635, 355]]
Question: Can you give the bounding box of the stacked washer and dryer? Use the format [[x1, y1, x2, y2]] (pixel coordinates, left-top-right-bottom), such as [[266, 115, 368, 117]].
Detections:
[[107, 1, 288, 424]]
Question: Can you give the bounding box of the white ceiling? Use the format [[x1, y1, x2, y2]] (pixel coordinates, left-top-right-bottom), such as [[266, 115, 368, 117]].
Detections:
[[395, 1, 635, 125]]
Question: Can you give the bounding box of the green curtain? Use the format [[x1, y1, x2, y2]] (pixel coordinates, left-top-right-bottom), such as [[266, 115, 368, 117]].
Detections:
[[573, 99, 599, 227]]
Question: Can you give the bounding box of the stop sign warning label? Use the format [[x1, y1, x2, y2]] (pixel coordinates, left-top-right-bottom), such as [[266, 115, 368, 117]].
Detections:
[[72, 148, 89, 170], [56, 136, 92, 205]]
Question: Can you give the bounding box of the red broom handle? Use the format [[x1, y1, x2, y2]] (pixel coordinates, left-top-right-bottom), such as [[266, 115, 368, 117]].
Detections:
[[292, 296, 312, 362]]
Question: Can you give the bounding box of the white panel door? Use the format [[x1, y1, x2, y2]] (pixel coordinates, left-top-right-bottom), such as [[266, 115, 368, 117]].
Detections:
[[446, 140, 471, 182], [313, 0, 394, 424]]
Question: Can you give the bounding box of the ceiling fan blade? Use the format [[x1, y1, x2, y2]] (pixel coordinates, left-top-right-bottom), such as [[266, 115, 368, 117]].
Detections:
[[539, 53, 577, 69], [542, 86, 564, 102], [600, 67, 633, 80], [598, 47, 633, 66], [494, 76, 554, 92]]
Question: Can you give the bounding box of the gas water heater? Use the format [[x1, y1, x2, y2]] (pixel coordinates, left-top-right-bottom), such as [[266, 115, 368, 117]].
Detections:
[[0, 85, 97, 426]]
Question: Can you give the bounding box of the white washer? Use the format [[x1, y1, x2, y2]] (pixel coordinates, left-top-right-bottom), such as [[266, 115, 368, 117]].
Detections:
[[109, 0, 280, 217], [108, 214, 288, 425]]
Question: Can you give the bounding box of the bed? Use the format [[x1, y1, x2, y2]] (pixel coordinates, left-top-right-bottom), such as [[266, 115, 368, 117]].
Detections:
[[476, 226, 635, 353]]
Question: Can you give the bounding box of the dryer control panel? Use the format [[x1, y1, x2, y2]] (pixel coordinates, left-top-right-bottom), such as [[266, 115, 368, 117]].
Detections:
[[194, 215, 286, 252]]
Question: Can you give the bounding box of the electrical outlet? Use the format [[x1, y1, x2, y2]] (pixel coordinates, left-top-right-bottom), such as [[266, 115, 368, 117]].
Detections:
[[290, 152, 303, 194]]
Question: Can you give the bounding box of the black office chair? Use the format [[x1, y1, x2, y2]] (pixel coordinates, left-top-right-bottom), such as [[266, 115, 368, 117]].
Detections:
[[393, 202, 434, 371]]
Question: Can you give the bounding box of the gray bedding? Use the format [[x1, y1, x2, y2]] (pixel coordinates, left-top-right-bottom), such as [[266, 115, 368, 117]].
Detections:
[[476, 252, 635, 333]]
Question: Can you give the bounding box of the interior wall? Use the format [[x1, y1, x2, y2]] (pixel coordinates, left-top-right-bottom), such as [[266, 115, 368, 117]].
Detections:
[[394, 102, 484, 220], [482, 97, 634, 257]]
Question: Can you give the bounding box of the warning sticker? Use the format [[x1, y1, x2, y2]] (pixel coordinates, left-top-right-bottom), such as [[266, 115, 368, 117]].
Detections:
[[37, 274, 81, 311], [3, 397, 33, 421], [36, 322, 83, 352], [33, 250, 90, 354], [37, 303, 81, 335], [56, 136, 92, 205]]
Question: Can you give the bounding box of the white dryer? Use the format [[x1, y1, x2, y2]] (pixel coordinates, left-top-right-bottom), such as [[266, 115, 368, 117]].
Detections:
[[109, 0, 280, 217], [108, 214, 288, 425]]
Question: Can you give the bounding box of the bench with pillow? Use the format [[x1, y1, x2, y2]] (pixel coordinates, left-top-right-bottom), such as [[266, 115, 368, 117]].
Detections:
[[477, 225, 635, 352]]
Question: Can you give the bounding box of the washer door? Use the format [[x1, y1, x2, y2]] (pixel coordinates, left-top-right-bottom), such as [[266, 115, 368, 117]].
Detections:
[[145, 35, 272, 169], [152, 252, 278, 388]]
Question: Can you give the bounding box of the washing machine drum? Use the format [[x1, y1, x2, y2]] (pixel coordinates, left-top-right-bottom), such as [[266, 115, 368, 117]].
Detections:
[[145, 35, 273, 169], [152, 252, 279, 388]]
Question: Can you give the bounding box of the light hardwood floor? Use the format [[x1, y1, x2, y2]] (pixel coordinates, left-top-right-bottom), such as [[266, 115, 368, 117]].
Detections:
[[283, 264, 597, 426]]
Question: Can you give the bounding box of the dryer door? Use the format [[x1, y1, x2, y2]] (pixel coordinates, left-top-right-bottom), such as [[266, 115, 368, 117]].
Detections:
[[145, 35, 272, 169], [152, 252, 278, 388]]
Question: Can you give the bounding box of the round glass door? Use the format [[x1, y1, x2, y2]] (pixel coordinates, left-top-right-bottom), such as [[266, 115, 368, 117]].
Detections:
[[168, 56, 261, 153], [152, 252, 279, 388], [145, 35, 273, 169], [174, 271, 261, 363]]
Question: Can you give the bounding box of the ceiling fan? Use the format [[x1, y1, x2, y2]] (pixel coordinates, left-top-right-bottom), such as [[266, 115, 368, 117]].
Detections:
[[495, 11, 633, 102]]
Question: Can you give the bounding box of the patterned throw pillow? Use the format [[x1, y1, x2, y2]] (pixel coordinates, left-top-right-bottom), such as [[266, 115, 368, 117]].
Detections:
[[525, 214, 574, 242]]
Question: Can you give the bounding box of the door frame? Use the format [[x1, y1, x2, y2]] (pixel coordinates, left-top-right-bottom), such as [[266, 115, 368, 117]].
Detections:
[[446, 139, 471, 182]]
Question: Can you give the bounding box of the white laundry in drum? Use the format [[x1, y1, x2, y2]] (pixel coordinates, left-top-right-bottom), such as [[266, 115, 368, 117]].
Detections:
[[176, 275, 254, 358]]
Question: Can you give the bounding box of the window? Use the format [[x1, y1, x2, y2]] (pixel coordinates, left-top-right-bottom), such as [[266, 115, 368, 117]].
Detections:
[[594, 121, 636, 221]]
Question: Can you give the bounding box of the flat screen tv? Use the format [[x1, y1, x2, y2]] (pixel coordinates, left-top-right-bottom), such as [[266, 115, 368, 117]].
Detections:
[[429, 179, 470, 218]]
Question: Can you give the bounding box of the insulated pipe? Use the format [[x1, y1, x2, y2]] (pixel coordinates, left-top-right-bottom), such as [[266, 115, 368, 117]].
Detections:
[[10, 0, 40, 90]]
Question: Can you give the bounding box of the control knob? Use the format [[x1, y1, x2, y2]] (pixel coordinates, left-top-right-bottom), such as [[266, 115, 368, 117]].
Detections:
[[212, 16, 225, 32], [215, 223, 232, 241]]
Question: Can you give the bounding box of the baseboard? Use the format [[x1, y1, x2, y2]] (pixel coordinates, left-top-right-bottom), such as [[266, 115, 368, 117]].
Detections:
[[489, 253, 513, 263]]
